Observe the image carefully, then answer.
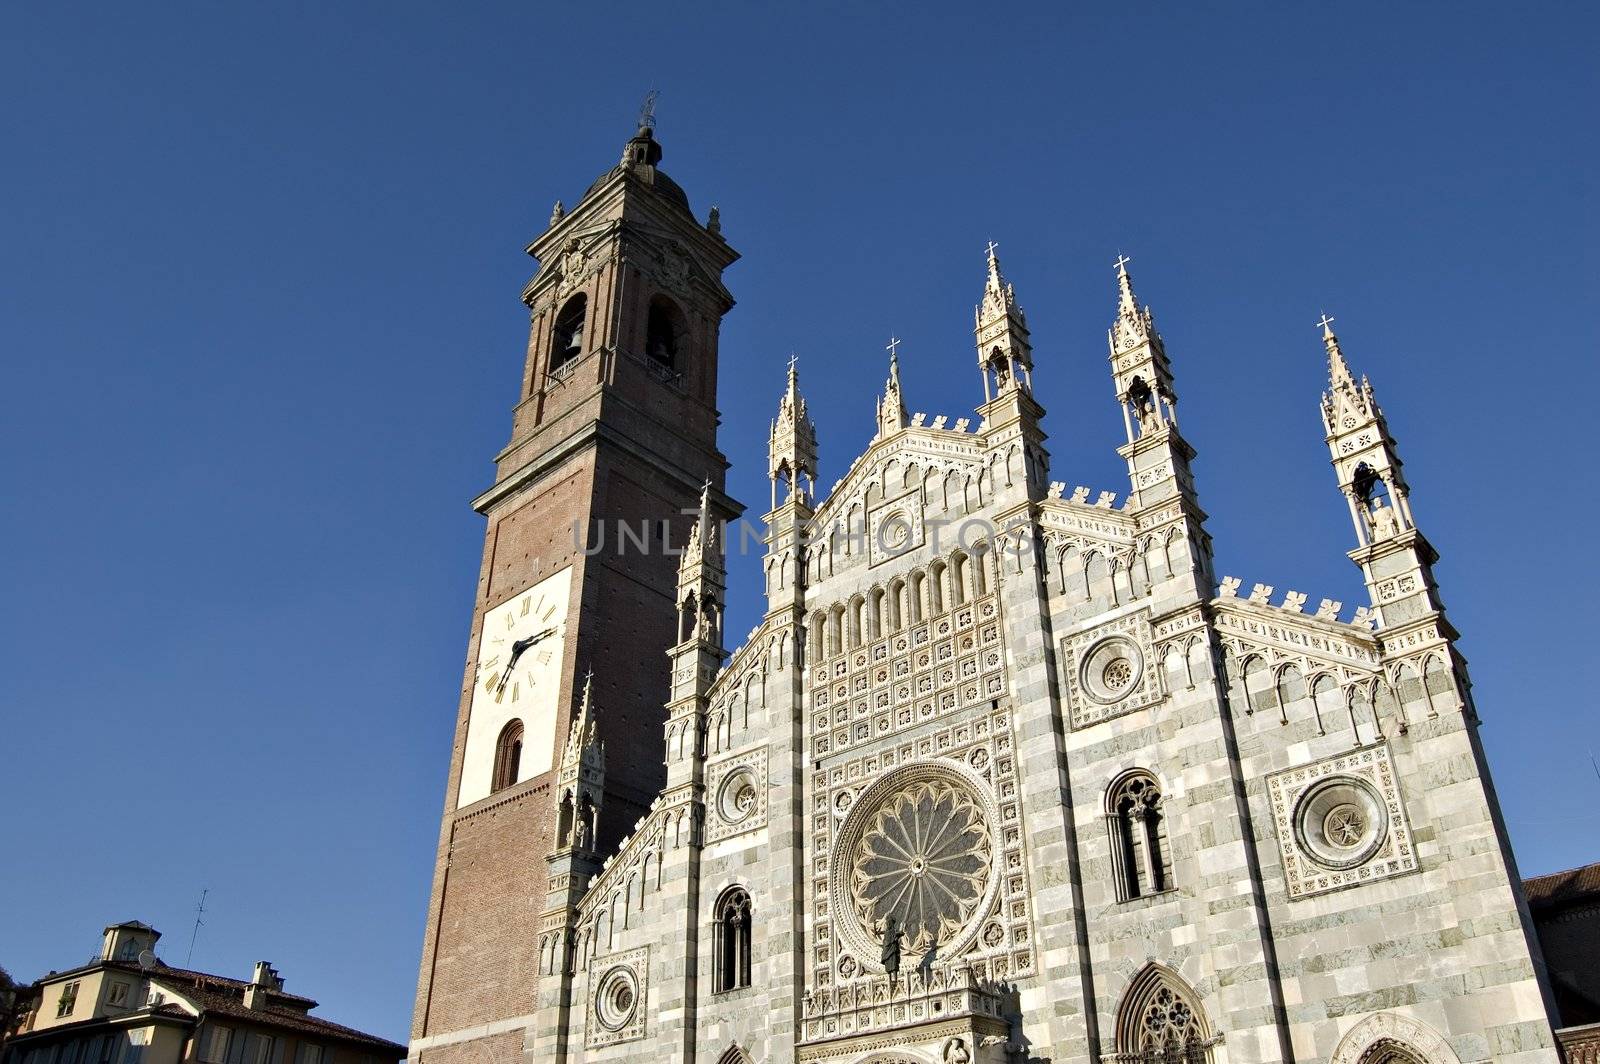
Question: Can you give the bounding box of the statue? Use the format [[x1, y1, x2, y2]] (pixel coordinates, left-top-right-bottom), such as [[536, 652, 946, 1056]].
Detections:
[[917, 939, 937, 984], [880, 916, 904, 976]]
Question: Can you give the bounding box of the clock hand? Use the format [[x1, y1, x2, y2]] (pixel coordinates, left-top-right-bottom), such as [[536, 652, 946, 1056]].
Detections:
[[495, 627, 558, 694]]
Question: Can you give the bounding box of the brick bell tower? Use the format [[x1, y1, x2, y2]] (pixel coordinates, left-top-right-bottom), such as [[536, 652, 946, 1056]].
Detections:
[[410, 113, 740, 1063]]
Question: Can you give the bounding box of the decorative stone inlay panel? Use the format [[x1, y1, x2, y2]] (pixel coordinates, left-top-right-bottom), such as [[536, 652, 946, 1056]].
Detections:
[[810, 595, 1005, 758], [1061, 611, 1165, 728], [867, 488, 926, 568], [1267, 743, 1417, 899], [706, 749, 768, 842], [587, 946, 648, 1047]]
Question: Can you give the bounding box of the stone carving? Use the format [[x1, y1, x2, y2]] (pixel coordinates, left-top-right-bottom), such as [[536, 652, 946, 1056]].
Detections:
[[1329, 1011, 1461, 1064], [1249, 582, 1274, 604], [1219, 576, 1241, 597], [1267, 743, 1417, 899], [942, 1036, 970, 1063], [706, 751, 768, 842], [587, 945, 649, 1047], [1062, 613, 1165, 729], [879, 916, 904, 975], [1282, 590, 1307, 613], [1316, 597, 1343, 620]]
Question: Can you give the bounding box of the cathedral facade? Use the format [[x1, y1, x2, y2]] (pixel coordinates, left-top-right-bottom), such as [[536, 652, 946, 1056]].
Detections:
[[407, 123, 1560, 1064]]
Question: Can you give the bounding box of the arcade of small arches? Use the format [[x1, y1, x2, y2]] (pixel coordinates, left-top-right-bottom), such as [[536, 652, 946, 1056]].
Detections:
[[1220, 646, 1462, 739], [799, 447, 1045, 584], [1046, 527, 1194, 610], [807, 546, 997, 661]]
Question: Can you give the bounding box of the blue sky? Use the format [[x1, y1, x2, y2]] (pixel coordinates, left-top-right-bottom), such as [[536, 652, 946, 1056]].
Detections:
[[2, 0, 1595, 1043]]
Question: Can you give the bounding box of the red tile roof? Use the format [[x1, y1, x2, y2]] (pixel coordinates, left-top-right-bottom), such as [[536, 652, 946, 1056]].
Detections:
[[168, 987, 404, 1054], [149, 964, 319, 1009], [1524, 862, 1600, 909]]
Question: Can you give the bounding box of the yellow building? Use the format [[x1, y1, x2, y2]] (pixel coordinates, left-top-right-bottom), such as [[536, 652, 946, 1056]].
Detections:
[[1, 923, 401, 1064]]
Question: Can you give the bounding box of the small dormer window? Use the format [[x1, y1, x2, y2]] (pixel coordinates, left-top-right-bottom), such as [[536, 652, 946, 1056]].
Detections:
[[57, 982, 80, 1017]]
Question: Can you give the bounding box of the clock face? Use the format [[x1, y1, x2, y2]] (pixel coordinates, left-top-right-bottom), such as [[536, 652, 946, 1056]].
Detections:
[[457, 566, 572, 807]]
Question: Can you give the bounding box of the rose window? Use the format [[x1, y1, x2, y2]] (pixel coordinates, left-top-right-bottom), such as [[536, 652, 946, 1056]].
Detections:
[[594, 966, 639, 1032], [1081, 636, 1144, 704], [1293, 775, 1387, 870], [849, 777, 993, 954], [1103, 658, 1134, 690]]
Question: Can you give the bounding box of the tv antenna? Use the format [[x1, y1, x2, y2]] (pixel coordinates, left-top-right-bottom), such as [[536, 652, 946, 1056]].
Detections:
[[638, 89, 659, 130], [186, 889, 208, 966]]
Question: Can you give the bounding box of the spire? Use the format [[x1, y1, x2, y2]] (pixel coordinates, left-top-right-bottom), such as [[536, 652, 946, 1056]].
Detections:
[[977, 241, 1021, 322], [769, 355, 818, 508], [680, 480, 716, 573], [1320, 313, 1359, 390], [1110, 254, 1159, 354], [1107, 255, 1178, 444], [876, 337, 909, 437], [975, 242, 1033, 401], [676, 479, 725, 650], [1318, 313, 1377, 436], [561, 668, 601, 769]]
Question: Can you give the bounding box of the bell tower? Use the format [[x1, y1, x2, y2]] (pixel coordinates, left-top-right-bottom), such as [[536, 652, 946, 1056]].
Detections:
[[409, 116, 742, 1064]]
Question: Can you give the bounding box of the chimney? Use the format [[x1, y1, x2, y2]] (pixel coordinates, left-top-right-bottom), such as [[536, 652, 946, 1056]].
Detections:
[[243, 962, 282, 1010]]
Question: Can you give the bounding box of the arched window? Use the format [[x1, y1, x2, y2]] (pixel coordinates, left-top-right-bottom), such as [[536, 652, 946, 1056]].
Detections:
[[551, 294, 587, 374], [1107, 771, 1172, 901], [646, 295, 685, 370], [1115, 964, 1213, 1064], [493, 720, 524, 792], [713, 887, 752, 993]]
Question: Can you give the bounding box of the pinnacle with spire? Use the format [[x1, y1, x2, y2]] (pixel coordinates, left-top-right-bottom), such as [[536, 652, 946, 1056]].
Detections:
[[977, 241, 1023, 325], [1110, 254, 1159, 353], [1319, 314, 1378, 434], [769, 355, 818, 506], [562, 668, 601, 768], [876, 338, 909, 437]]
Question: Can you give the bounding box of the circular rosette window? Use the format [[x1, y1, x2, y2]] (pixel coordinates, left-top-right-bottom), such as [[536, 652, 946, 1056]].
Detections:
[[1080, 636, 1144, 704], [832, 761, 1000, 967], [594, 965, 639, 1032], [1293, 775, 1388, 870], [717, 767, 760, 826]]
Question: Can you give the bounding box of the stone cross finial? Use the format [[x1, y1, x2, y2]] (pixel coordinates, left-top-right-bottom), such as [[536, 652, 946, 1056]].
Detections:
[[1317, 313, 1336, 335], [1113, 253, 1131, 274], [986, 240, 1000, 259], [886, 335, 902, 360]]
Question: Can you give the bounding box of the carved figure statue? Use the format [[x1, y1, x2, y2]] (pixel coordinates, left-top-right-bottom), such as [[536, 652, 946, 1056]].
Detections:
[[917, 939, 937, 983], [880, 916, 904, 975]]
